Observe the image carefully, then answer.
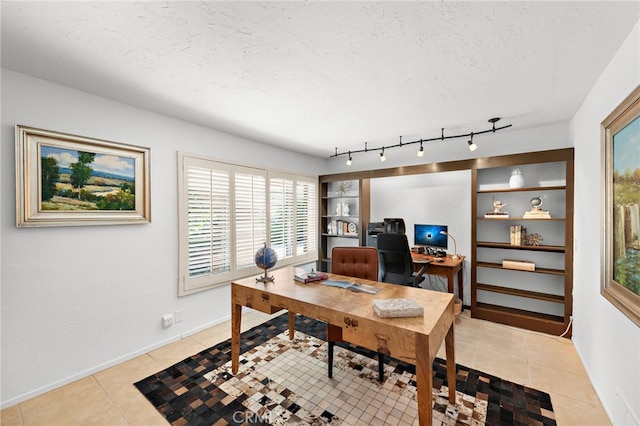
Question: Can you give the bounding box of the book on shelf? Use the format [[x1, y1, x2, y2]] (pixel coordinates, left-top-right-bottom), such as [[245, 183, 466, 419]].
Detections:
[[485, 212, 509, 218], [502, 259, 535, 271], [509, 225, 527, 246], [294, 271, 329, 283], [523, 210, 551, 219], [372, 298, 424, 318], [329, 220, 358, 236], [321, 280, 381, 294]]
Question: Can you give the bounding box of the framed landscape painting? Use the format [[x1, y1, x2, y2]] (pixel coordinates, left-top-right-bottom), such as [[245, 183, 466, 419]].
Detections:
[[16, 125, 151, 227], [601, 85, 640, 327]]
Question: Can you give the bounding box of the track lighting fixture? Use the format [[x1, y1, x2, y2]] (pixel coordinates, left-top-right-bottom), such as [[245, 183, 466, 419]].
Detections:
[[467, 132, 477, 152], [330, 118, 510, 163]]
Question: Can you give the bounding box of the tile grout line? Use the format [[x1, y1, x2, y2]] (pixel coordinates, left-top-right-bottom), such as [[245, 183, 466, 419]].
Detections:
[[90, 375, 130, 425]]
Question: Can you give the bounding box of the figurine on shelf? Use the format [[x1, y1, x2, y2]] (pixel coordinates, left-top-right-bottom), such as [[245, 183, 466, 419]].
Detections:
[[484, 196, 509, 218], [493, 197, 508, 213], [509, 168, 525, 188]]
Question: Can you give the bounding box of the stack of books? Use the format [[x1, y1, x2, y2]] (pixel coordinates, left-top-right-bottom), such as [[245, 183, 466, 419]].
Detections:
[[294, 271, 328, 283], [510, 225, 526, 246], [484, 211, 509, 218], [330, 220, 358, 236], [523, 209, 551, 219]]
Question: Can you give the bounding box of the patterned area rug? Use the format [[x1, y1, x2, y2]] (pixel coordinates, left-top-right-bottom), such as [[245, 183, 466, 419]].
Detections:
[[135, 314, 555, 425]]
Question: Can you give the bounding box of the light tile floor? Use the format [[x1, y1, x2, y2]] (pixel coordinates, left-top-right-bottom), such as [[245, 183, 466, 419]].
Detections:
[[1, 311, 611, 425]]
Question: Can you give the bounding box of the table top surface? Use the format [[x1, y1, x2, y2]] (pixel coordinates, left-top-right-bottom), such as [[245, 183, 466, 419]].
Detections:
[[232, 266, 454, 335], [411, 253, 465, 267]]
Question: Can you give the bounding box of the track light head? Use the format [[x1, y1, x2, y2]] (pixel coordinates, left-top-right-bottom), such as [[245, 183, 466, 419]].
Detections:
[[417, 141, 424, 157], [380, 148, 386, 162], [467, 132, 477, 151], [346, 153, 352, 166]]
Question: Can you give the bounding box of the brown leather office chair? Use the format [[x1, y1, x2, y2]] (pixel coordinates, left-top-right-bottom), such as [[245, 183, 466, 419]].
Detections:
[[331, 246, 379, 280], [329, 246, 386, 381]]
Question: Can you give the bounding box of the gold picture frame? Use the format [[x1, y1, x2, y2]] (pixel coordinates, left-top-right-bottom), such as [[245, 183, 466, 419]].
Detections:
[[601, 85, 640, 327], [16, 125, 151, 227]]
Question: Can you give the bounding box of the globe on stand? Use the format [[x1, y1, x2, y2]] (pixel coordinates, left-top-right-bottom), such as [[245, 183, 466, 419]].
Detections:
[[530, 196, 543, 210], [255, 243, 278, 282]]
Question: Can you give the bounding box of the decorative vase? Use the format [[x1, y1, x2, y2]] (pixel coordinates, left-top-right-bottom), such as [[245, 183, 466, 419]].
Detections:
[[342, 203, 349, 216], [509, 168, 525, 188]]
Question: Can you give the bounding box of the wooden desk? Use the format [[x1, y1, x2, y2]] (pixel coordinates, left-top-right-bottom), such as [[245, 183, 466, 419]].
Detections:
[[231, 267, 456, 426], [412, 254, 465, 302]]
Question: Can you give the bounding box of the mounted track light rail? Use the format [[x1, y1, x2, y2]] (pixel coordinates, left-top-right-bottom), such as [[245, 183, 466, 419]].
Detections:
[[332, 117, 511, 164]]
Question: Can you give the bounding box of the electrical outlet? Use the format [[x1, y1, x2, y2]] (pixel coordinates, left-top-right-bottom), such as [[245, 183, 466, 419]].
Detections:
[[174, 309, 183, 323], [162, 313, 174, 328]]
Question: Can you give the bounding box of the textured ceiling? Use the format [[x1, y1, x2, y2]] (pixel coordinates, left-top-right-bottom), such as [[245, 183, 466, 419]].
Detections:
[[2, 1, 638, 158]]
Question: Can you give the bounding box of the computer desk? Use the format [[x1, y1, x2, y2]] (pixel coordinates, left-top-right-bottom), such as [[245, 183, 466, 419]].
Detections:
[[412, 253, 465, 306]]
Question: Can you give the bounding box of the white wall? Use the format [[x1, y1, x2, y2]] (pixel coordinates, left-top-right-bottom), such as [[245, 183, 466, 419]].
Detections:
[[570, 21, 640, 426], [0, 69, 326, 407], [370, 171, 472, 302]]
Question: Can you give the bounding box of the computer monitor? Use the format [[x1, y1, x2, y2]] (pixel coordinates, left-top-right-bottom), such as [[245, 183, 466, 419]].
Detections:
[[414, 224, 448, 249]]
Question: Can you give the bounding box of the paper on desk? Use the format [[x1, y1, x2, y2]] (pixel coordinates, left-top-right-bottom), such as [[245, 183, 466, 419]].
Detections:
[[321, 280, 382, 294]]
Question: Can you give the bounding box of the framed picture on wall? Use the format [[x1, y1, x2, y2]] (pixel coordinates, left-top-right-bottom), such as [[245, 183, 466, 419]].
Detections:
[[601, 85, 640, 327], [16, 125, 151, 227]]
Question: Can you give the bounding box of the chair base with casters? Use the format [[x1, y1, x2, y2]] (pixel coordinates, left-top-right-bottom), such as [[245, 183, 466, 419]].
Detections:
[[327, 246, 387, 381]]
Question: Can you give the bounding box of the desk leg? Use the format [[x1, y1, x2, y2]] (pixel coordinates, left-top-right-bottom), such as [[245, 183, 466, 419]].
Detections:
[[457, 267, 464, 311], [288, 311, 296, 340], [446, 322, 456, 405], [447, 270, 454, 294], [231, 301, 242, 374], [415, 333, 432, 426]]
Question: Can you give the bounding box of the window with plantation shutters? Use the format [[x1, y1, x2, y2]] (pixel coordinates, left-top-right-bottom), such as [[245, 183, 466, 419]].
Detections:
[[296, 179, 317, 258], [179, 156, 233, 294], [234, 169, 266, 271], [178, 152, 318, 296], [269, 175, 295, 261]]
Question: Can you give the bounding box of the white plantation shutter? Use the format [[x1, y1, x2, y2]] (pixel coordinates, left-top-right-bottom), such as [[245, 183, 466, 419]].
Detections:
[[234, 169, 266, 270], [187, 167, 231, 276], [179, 156, 233, 295], [269, 175, 295, 260], [296, 179, 317, 257], [179, 153, 318, 296]]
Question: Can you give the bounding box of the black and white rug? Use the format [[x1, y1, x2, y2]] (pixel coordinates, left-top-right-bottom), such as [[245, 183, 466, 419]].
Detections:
[[135, 314, 555, 425]]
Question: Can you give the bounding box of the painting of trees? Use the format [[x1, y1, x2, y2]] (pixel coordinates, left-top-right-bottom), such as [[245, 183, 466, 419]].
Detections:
[[41, 156, 60, 201], [612, 116, 639, 296]]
